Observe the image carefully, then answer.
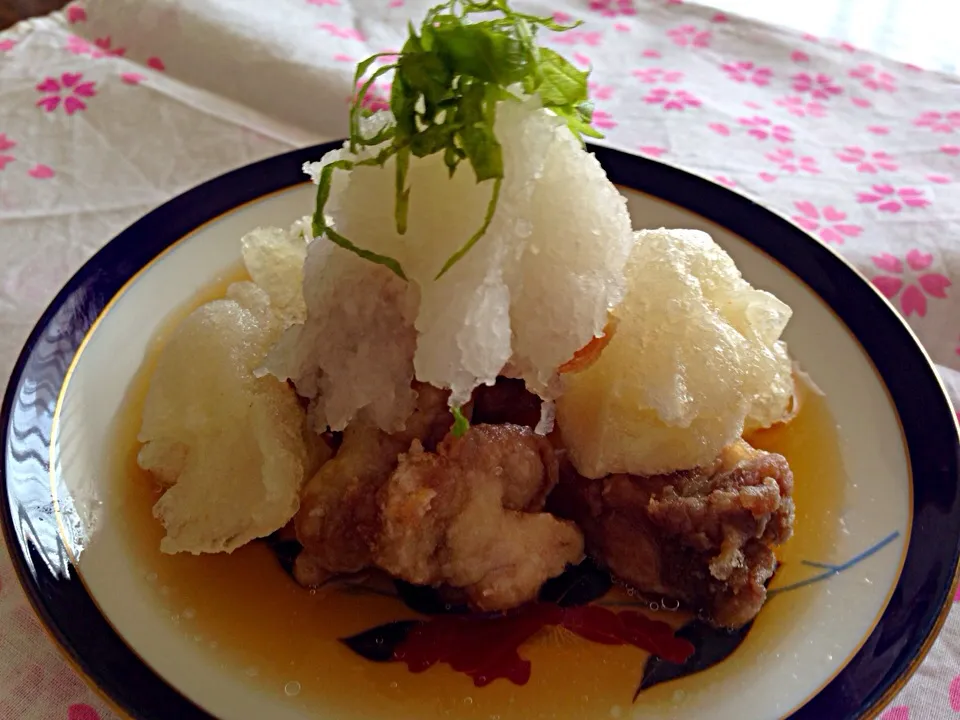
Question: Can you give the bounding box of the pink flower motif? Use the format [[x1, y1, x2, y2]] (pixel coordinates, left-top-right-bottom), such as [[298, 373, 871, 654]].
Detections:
[[0, 155, 14, 171], [739, 116, 792, 143], [914, 111, 960, 133], [791, 50, 810, 63], [572, 52, 591, 66], [308, 0, 340, 4], [792, 201, 862, 244], [614, 22, 630, 32], [642, 49, 661, 58], [868, 125, 890, 135], [638, 145, 666, 157], [632, 67, 683, 84], [120, 72, 145, 85], [857, 185, 930, 212], [775, 95, 826, 118], [589, 0, 635, 17], [851, 97, 871, 108], [758, 172, 777, 183], [711, 12, 728, 23], [953, 674, 960, 712], [715, 175, 736, 188], [839, 41, 857, 52], [588, 82, 614, 100], [666, 24, 711, 48], [29, 164, 55, 179], [928, 173, 951, 184], [871, 250, 951, 317], [644, 87, 701, 110], [744, 100, 763, 110], [316, 22, 365, 41], [708, 122, 730, 136], [940, 145, 960, 156], [880, 706, 908, 720], [593, 110, 616, 129], [65, 3, 87, 23], [721, 61, 773, 86], [35, 73, 96, 115], [835, 146, 898, 173], [0, 39, 16, 52], [766, 148, 819, 174], [955, 335, 960, 357], [334, 53, 353, 63], [354, 80, 391, 113], [0, 133, 15, 152], [66, 35, 125, 58], [849, 63, 896, 92], [552, 30, 602, 46], [68, 704, 101, 720], [147, 56, 165, 71], [553, 11, 572, 23], [791, 72, 843, 100]]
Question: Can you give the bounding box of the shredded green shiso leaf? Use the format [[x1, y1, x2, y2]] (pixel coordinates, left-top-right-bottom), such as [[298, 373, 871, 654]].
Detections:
[[310, 0, 603, 281], [451, 405, 471, 438]]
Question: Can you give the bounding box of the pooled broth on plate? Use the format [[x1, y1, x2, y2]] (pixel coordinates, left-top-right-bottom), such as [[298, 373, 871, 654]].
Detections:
[[88, 270, 846, 720]]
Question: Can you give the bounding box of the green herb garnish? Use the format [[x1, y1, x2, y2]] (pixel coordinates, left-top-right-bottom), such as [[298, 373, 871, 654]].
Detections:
[[451, 405, 471, 438], [310, 0, 602, 281]]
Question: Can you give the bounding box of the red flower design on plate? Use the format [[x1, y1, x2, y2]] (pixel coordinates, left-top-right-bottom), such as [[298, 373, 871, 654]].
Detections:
[[739, 116, 792, 142], [792, 201, 862, 244], [849, 63, 896, 92], [666, 24, 711, 48], [589, 0, 636, 16], [766, 148, 819, 174], [35, 73, 96, 114], [721, 61, 772, 86], [835, 146, 897, 173], [774, 95, 826, 118], [856, 185, 930, 212], [632, 67, 683, 84], [644, 87, 700, 110], [871, 250, 951, 317], [914, 111, 960, 133], [66, 35, 125, 57], [791, 72, 843, 100]]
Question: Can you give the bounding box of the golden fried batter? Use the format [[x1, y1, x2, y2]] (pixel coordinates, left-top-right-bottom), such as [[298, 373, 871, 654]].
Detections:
[[550, 439, 794, 628], [293, 383, 452, 584], [376, 424, 584, 611]]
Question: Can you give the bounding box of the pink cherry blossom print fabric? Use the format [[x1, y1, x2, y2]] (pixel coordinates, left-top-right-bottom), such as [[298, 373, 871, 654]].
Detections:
[[1, 0, 960, 718]]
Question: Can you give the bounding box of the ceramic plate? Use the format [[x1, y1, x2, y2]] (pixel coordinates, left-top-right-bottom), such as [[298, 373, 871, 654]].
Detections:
[[2, 143, 959, 720]]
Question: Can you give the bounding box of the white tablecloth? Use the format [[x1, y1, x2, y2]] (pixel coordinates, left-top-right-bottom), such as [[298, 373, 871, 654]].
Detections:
[[0, 1, 958, 718]]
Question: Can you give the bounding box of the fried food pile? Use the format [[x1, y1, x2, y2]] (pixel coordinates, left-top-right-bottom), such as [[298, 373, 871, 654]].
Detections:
[[136, 15, 801, 627]]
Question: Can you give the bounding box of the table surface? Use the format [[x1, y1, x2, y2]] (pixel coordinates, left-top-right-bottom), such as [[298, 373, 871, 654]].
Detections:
[[5, 0, 960, 72]]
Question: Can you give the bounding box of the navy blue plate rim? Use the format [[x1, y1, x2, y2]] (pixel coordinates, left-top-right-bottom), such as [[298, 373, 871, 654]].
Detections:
[[2, 141, 958, 720]]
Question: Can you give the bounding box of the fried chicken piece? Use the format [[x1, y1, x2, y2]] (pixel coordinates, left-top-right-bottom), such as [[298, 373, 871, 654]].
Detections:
[[549, 439, 794, 628], [293, 383, 453, 584], [376, 424, 584, 611]]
